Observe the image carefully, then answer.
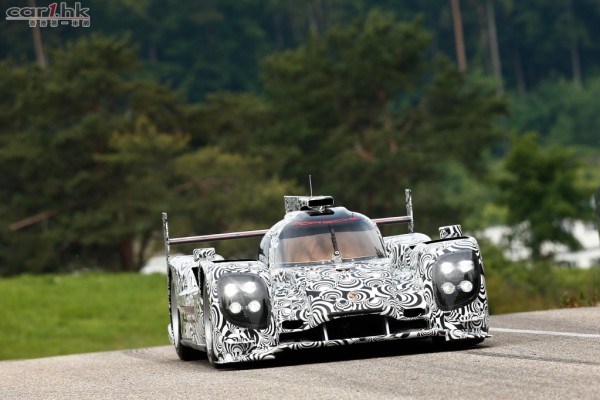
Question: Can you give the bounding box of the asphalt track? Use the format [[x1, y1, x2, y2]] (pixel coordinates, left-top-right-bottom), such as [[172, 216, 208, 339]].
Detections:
[[1, 307, 599, 399]]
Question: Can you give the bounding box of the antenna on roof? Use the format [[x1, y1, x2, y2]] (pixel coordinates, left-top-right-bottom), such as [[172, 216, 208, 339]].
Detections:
[[309, 175, 313, 196]]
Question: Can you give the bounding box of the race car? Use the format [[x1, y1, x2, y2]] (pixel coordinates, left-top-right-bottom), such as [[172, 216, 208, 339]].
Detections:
[[163, 189, 489, 366]]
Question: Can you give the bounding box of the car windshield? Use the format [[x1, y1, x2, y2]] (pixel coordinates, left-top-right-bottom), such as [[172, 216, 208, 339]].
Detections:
[[275, 212, 385, 267]]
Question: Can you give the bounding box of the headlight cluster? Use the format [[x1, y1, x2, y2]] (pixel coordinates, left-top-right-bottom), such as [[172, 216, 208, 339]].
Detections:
[[433, 251, 480, 311], [218, 274, 270, 330]]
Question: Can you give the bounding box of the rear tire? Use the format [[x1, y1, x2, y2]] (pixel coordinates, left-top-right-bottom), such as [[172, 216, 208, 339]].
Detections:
[[169, 275, 202, 361]]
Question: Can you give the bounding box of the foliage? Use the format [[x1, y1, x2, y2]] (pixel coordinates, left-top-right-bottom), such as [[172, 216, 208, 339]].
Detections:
[[0, 35, 164, 274], [497, 133, 592, 259], [259, 11, 506, 233], [2, 1, 600, 100], [480, 240, 600, 314], [0, 5, 597, 277], [507, 76, 600, 149], [0, 272, 169, 360], [0, 35, 295, 275]]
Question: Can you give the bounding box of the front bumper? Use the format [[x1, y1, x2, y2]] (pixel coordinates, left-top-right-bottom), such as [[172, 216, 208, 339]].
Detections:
[[214, 326, 489, 364]]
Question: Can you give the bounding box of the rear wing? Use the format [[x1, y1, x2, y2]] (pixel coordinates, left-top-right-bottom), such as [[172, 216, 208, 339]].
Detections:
[[161, 214, 269, 263], [162, 189, 414, 262]]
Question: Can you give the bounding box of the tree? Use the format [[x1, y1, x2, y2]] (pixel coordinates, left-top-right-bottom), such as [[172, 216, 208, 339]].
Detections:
[[0, 35, 295, 275], [450, 0, 467, 71], [0, 35, 186, 273], [508, 77, 600, 148], [100, 119, 296, 266], [90, 116, 190, 270], [260, 11, 506, 231], [498, 133, 591, 259]]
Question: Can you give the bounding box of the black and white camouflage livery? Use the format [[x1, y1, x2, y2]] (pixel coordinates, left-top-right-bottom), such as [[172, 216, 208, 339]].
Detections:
[[163, 189, 489, 365]]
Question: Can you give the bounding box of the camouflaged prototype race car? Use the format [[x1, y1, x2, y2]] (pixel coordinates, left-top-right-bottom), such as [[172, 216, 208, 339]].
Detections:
[[163, 189, 489, 366]]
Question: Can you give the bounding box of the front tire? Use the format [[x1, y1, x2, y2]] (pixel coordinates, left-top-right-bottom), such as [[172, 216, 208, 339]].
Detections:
[[169, 275, 202, 361], [203, 283, 217, 365]]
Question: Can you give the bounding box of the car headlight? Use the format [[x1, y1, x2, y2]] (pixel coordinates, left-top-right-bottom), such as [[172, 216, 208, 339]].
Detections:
[[218, 274, 270, 329], [432, 251, 481, 311]]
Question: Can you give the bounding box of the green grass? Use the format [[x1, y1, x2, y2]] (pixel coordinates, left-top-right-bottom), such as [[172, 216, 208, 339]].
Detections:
[[482, 242, 600, 314], [486, 266, 600, 314], [0, 273, 170, 360]]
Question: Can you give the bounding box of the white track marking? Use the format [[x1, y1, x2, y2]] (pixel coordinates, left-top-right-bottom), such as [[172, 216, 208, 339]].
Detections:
[[491, 327, 600, 339]]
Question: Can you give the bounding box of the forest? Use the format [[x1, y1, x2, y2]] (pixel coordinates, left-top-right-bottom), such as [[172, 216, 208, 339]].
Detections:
[[0, 0, 599, 279]]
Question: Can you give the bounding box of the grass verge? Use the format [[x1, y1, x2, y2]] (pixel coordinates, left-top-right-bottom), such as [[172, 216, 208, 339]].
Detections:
[[0, 272, 169, 360], [482, 241, 600, 314]]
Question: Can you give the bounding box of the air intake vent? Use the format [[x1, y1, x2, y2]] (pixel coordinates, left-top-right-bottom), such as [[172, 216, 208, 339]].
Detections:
[[282, 320, 304, 330], [279, 326, 324, 343], [284, 196, 334, 213], [388, 318, 428, 334], [307, 197, 334, 208], [278, 315, 429, 344], [326, 315, 387, 340], [403, 308, 427, 318]]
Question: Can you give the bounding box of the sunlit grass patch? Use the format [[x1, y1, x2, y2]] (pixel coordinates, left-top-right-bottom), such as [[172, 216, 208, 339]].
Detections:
[[0, 272, 169, 360]]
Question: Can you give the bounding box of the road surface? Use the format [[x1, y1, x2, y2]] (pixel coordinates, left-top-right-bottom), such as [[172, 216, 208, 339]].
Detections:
[[1, 307, 599, 399]]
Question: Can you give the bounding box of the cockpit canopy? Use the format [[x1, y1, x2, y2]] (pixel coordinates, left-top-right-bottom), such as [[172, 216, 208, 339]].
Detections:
[[272, 207, 385, 267]]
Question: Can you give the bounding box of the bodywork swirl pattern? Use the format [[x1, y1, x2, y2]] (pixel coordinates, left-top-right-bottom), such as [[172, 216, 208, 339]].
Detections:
[[167, 208, 489, 365]]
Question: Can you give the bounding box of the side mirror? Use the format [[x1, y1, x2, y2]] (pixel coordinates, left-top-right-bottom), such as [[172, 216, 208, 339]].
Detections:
[[193, 248, 224, 262], [439, 224, 462, 239]]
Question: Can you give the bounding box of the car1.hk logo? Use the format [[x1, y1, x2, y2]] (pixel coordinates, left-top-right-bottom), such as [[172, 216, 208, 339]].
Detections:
[[6, 2, 90, 27]]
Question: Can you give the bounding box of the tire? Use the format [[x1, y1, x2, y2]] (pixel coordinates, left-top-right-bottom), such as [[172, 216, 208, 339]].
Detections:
[[169, 275, 202, 361], [203, 283, 217, 365]]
